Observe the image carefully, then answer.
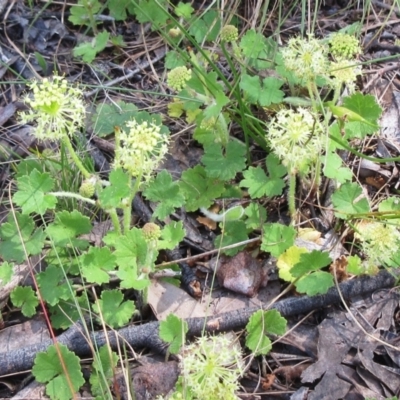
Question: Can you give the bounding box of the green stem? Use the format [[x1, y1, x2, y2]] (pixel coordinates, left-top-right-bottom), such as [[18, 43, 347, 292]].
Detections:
[[123, 173, 142, 233], [307, 81, 318, 113], [288, 172, 297, 222], [108, 208, 122, 235], [61, 136, 90, 179], [81, 0, 98, 34], [50, 191, 96, 205]]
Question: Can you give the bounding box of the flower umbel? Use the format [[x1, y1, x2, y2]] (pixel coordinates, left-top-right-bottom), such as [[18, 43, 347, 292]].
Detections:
[[329, 59, 361, 93], [113, 120, 169, 180], [79, 176, 97, 198], [142, 222, 161, 242], [355, 221, 400, 271], [281, 34, 329, 82], [329, 33, 361, 60], [167, 66, 192, 91], [220, 25, 239, 43], [20, 75, 85, 141], [181, 334, 244, 400], [267, 108, 324, 175]]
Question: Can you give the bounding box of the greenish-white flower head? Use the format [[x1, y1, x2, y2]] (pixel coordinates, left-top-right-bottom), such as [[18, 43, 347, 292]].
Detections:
[[220, 25, 239, 43], [113, 120, 169, 180], [181, 334, 244, 400], [329, 59, 361, 93], [142, 222, 161, 242], [281, 34, 329, 82], [20, 75, 85, 141], [268, 108, 324, 175], [168, 27, 182, 38], [329, 33, 361, 60], [167, 66, 192, 91], [79, 176, 97, 198], [355, 221, 400, 271]]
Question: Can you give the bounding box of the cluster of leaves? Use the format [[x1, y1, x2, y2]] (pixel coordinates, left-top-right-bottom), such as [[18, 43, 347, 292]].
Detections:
[[2, 2, 399, 399], [69, 0, 225, 63]]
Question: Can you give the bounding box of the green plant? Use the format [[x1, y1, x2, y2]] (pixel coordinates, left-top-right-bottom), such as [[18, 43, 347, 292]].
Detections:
[[69, 0, 127, 63], [3, 2, 400, 399], [178, 334, 244, 400]]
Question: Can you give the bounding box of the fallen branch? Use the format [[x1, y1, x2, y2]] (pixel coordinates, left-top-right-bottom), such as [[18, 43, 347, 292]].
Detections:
[[0, 269, 396, 376]]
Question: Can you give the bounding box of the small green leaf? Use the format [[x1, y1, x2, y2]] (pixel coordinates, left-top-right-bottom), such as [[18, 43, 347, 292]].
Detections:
[[214, 220, 248, 256], [69, 1, 101, 26], [194, 113, 230, 146], [240, 75, 284, 106], [0, 261, 13, 286], [174, 2, 194, 19], [49, 297, 87, 329], [259, 77, 284, 106], [107, 0, 131, 20], [378, 197, 400, 225], [159, 314, 188, 354], [80, 246, 116, 284], [240, 29, 267, 58], [327, 93, 382, 138], [347, 255, 363, 275], [110, 34, 126, 47], [342, 93, 381, 127], [92, 101, 139, 137], [13, 169, 56, 215], [277, 246, 309, 283], [133, 0, 169, 28], [98, 168, 131, 209], [73, 31, 110, 63], [32, 344, 85, 400], [117, 264, 149, 290], [261, 223, 296, 257], [244, 203, 267, 230], [188, 10, 221, 42], [331, 182, 370, 219], [240, 74, 261, 103], [46, 210, 92, 248], [202, 141, 246, 181], [0, 212, 45, 263], [114, 228, 147, 269], [93, 289, 135, 328], [179, 165, 225, 211], [290, 250, 332, 277], [294, 271, 334, 295], [245, 310, 287, 356], [323, 151, 353, 183], [203, 90, 230, 121], [37, 265, 73, 306], [158, 221, 186, 250], [165, 51, 187, 69], [144, 171, 185, 220], [10, 286, 39, 317], [240, 154, 286, 199]]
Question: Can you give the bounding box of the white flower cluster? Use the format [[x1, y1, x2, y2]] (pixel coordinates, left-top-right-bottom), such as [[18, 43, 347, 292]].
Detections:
[[281, 34, 329, 82], [267, 108, 323, 175], [329, 32, 361, 60], [329, 59, 361, 94], [181, 334, 244, 400], [113, 119, 169, 180], [167, 66, 192, 92], [281, 34, 362, 92], [355, 221, 400, 271], [20, 75, 85, 141]]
